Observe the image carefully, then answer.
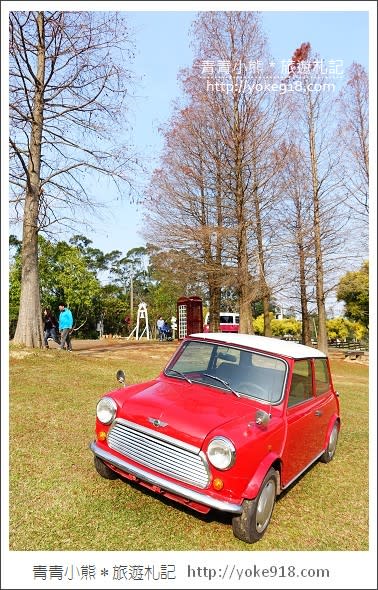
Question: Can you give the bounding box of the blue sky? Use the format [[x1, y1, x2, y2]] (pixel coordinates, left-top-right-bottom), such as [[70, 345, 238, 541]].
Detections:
[[79, 5, 372, 256], [2, 2, 374, 257]]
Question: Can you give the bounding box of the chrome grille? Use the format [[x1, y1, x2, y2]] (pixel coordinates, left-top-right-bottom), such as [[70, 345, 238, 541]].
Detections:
[[107, 419, 210, 489]]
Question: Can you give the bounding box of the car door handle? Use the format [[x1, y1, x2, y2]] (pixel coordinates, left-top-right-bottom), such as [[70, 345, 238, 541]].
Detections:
[[314, 410, 322, 416]]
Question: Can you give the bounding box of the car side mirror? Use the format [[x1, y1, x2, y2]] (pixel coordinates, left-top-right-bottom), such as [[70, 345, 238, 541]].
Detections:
[[116, 369, 126, 387], [255, 409, 270, 426]]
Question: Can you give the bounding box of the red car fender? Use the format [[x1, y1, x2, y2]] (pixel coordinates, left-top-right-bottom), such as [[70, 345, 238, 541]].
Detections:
[[241, 452, 281, 500], [323, 414, 341, 449]]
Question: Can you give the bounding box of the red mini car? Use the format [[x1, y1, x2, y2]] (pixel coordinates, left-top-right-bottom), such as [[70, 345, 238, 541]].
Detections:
[[90, 333, 340, 543]]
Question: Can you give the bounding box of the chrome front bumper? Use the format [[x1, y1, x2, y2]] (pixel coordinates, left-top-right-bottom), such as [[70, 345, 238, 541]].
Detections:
[[90, 441, 243, 514]]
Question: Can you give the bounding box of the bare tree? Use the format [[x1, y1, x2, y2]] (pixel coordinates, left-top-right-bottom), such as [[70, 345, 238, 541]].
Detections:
[[144, 13, 290, 336], [143, 102, 226, 330], [285, 43, 345, 353], [9, 11, 138, 346], [336, 63, 369, 221], [277, 142, 314, 344], [190, 12, 293, 334], [189, 12, 263, 334]]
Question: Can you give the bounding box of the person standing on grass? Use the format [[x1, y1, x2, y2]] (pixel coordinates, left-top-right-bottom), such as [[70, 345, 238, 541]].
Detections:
[[156, 316, 165, 341], [58, 303, 74, 351], [43, 307, 60, 348]]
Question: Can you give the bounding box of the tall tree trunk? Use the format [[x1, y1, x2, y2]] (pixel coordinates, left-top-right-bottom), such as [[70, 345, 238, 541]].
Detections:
[[237, 219, 254, 334], [236, 175, 253, 334], [293, 186, 312, 346], [298, 245, 311, 345], [200, 155, 223, 332], [253, 185, 271, 337], [208, 285, 221, 332], [13, 12, 45, 347], [308, 112, 328, 353], [262, 297, 271, 337], [208, 164, 224, 332], [233, 77, 253, 334]]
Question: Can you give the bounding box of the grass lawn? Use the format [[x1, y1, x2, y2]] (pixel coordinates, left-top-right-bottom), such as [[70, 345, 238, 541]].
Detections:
[[8, 342, 369, 551]]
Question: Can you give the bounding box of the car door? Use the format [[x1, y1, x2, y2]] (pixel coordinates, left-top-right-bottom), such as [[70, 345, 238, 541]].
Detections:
[[312, 357, 337, 445], [281, 359, 325, 485]]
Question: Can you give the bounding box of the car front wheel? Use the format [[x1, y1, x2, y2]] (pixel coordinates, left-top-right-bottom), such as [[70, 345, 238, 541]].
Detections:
[[94, 456, 118, 480], [232, 467, 277, 543]]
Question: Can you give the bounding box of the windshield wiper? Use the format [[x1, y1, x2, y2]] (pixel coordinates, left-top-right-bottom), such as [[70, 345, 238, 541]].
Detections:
[[166, 369, 192, 383], [202, 373, 241, 398]]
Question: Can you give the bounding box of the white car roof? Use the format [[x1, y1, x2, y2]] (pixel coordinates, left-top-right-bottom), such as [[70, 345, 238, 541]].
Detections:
[[189, 333, 327, 359]]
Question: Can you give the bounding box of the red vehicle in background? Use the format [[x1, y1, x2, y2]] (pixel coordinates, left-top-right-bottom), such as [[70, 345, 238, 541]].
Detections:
[[203, 312, 239, 333]]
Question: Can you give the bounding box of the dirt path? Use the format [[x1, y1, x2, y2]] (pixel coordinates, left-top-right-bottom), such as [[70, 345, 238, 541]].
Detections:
[[63, 337, 180, 360]]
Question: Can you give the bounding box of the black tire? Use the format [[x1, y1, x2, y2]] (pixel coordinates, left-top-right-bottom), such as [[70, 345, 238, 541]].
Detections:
[[320, 421, 339, 463], [94, 456, 118, 480], [232, 467, 277, 543]]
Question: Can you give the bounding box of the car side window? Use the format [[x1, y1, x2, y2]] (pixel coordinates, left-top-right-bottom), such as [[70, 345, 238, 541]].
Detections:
[[314, 358, 331, 395], [288, 360, 313, 407]]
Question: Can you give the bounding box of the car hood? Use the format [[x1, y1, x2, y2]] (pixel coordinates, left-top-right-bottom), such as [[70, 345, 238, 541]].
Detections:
[[112, 376, 258, 447]]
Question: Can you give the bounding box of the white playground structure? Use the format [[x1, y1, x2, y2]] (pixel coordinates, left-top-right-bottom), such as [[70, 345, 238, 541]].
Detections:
[[127, 302, 150, 340]]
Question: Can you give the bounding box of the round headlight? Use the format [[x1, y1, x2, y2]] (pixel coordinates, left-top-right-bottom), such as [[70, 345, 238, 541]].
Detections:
[[207, 437, 236, 470], [96, 397, 117, 424]]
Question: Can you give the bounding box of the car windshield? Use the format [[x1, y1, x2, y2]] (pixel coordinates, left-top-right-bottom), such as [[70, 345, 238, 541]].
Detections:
[[165, 340, 287, 403]]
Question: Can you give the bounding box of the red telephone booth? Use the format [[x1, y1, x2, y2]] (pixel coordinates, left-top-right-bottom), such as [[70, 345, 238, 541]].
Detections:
[[177, 296, 203, 340]]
